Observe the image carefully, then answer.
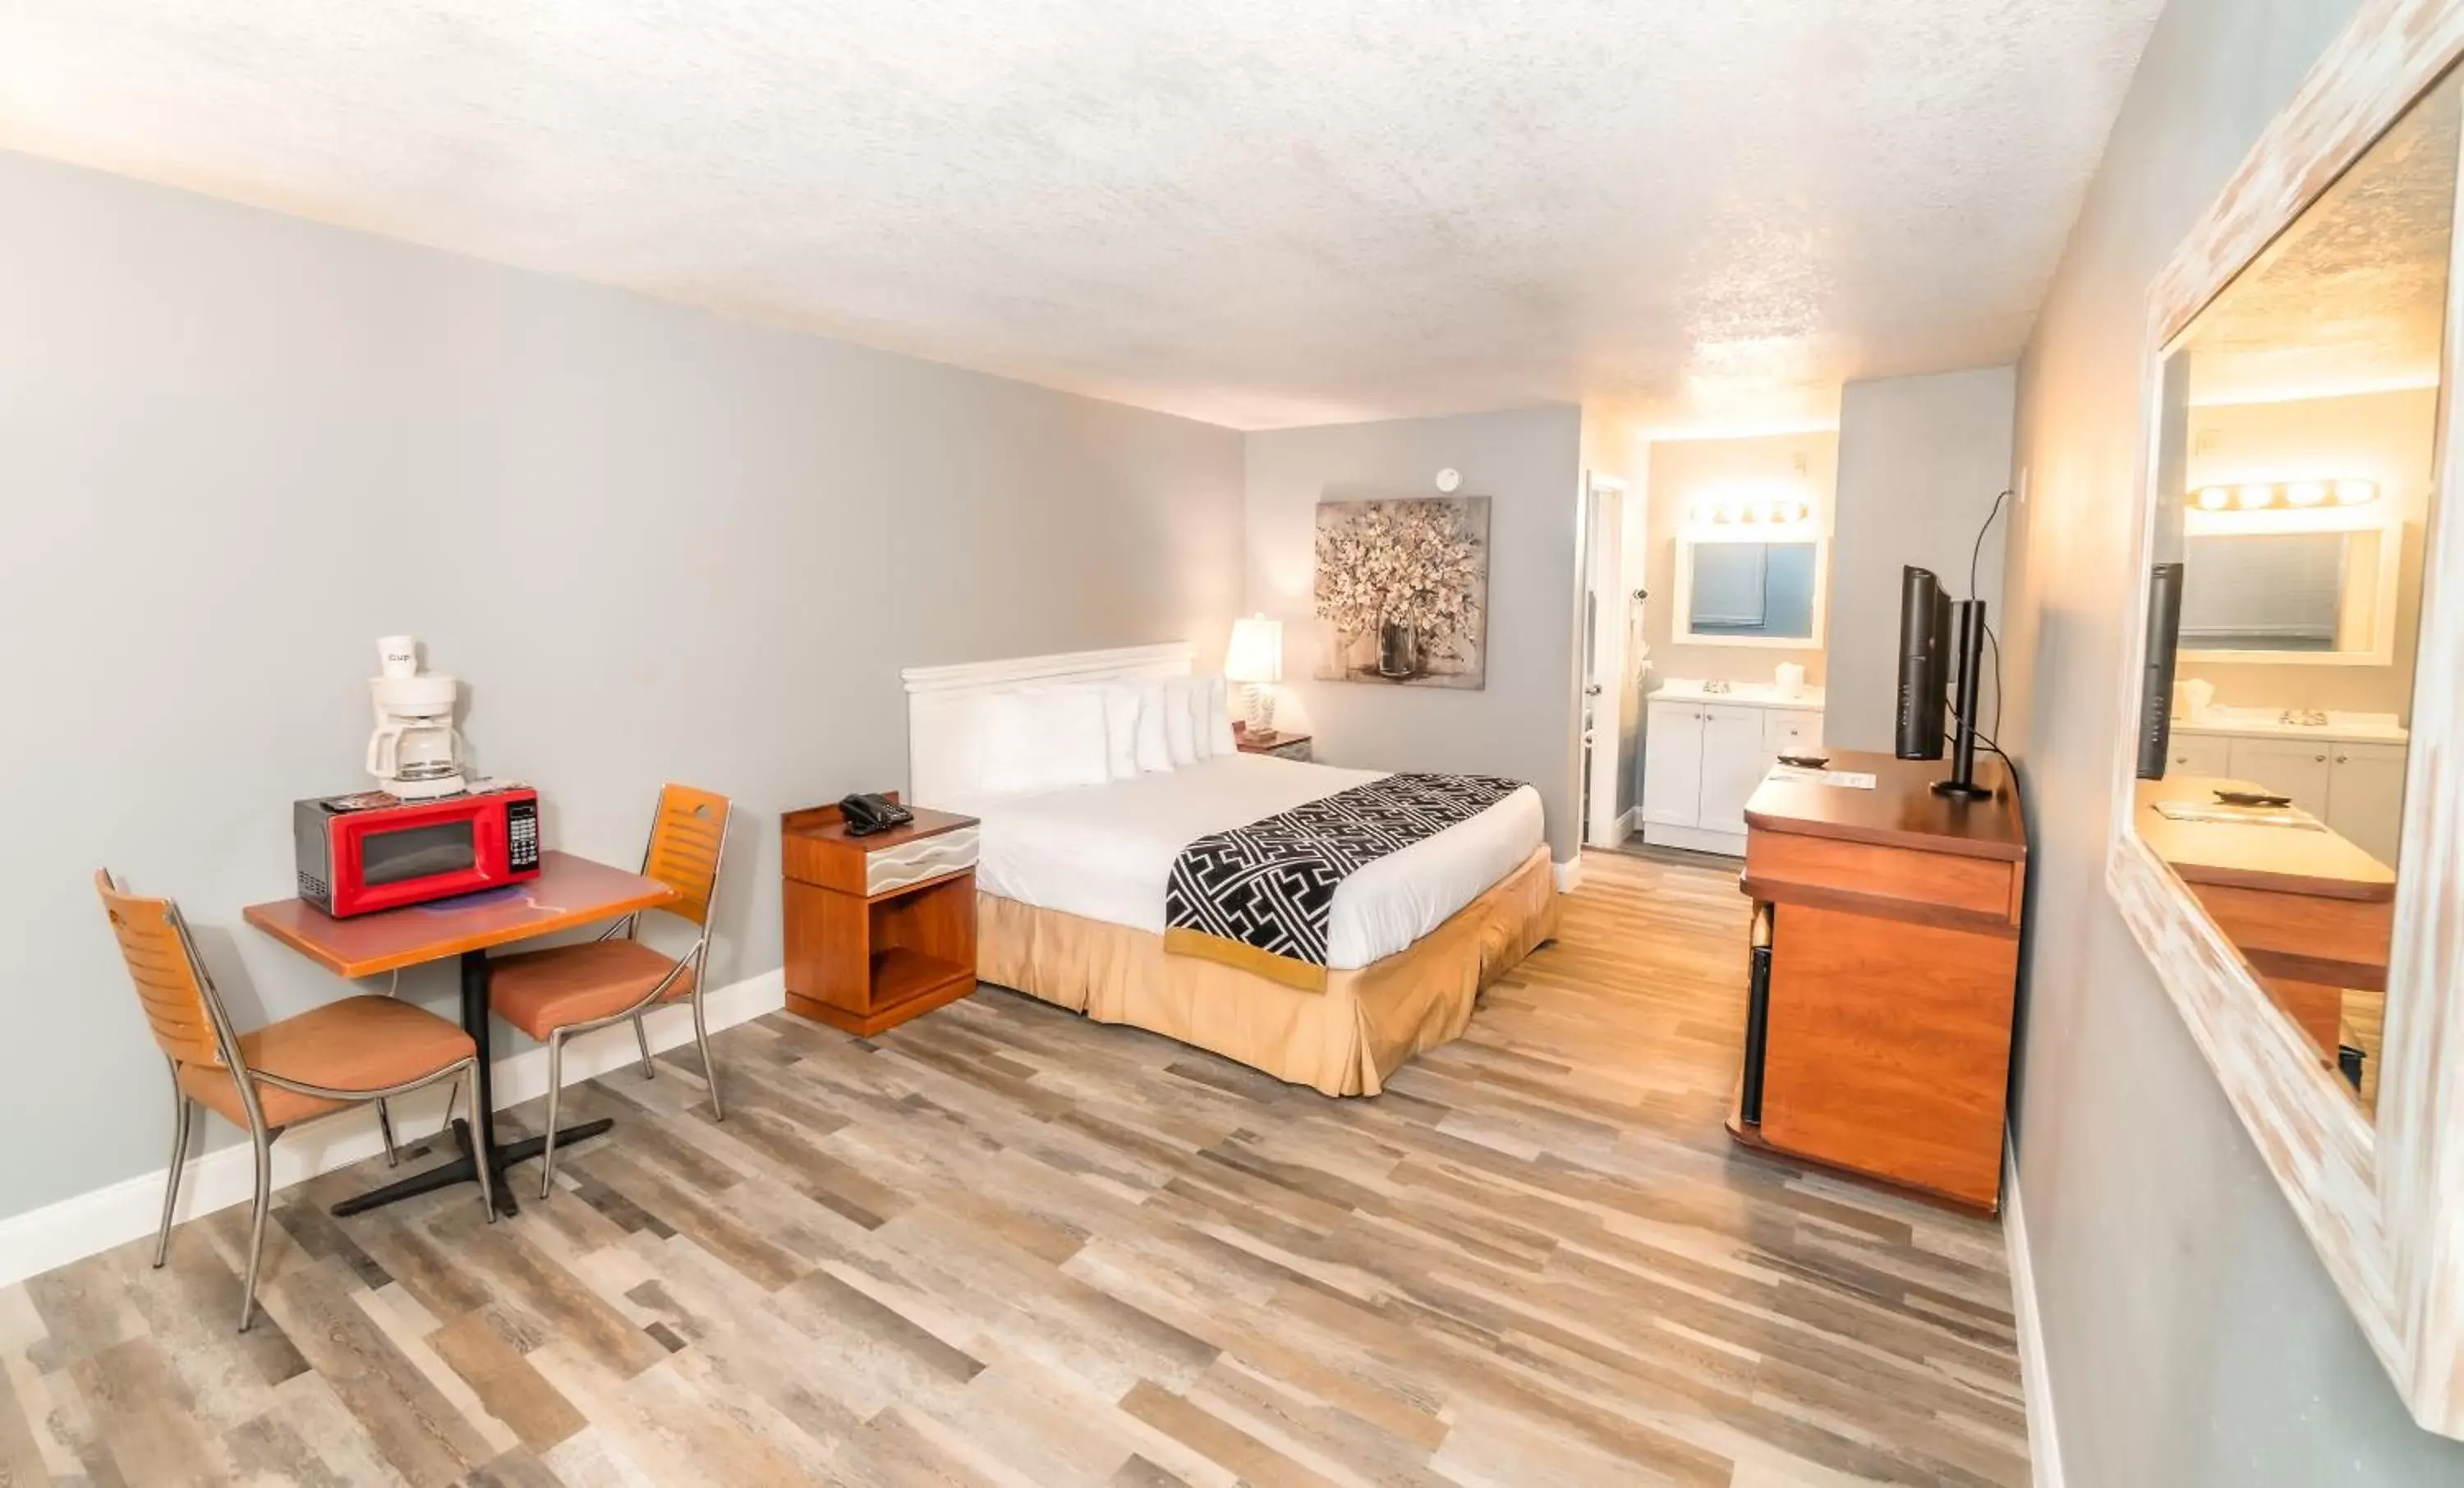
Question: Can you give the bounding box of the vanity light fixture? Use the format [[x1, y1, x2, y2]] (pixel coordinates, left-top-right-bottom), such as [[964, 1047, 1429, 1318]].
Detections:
[[2188, 479, 2379, 512], [1689, 490, 1818, 528]]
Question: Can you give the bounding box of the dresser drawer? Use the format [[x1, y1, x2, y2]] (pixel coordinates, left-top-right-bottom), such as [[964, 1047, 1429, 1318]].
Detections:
[[864, 825, 978, 896]]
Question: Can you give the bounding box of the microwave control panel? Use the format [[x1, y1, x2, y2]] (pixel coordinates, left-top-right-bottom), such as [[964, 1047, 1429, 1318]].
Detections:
[[507, 797, 540, 871]]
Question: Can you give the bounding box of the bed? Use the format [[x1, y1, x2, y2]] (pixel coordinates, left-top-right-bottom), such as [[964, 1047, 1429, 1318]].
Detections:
[[903, 642, 1559, 1095]]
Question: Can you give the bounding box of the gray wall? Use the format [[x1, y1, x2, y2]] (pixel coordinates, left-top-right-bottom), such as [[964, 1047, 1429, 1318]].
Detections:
[[1243, 407, 1584, 860], [0, 149, 1246, 1223], [2001, 0, 2464, 1479], [1827, 366, 2016, 752]]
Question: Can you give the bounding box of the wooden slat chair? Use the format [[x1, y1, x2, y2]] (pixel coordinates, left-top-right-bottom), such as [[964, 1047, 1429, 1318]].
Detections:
[[97, 870, 494, 1332], [487, 784, 732, 1197]]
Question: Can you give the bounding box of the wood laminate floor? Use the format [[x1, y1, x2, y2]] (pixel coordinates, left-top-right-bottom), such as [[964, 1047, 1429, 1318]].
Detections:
[[1, 851, 2028, 1486]]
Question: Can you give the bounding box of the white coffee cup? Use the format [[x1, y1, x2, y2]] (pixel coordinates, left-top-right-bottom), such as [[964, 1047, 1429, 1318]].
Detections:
[[377, 635, 420, 679]]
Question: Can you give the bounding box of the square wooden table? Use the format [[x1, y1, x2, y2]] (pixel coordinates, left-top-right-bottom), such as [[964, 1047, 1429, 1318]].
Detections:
[[243, 851, 676, 1218]]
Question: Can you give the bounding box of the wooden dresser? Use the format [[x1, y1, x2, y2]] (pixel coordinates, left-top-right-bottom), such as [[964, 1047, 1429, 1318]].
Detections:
[[1733, 749, 2028, 1211], [2134, 774, 2393, 1067]]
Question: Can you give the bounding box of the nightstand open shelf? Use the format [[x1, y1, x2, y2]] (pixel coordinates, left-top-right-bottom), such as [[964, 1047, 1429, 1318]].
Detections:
[[780, 796, 980, 1037]]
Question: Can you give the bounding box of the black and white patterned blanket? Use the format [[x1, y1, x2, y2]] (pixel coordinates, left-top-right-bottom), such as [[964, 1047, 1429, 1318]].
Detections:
[[1163, 773, 1525, 989]]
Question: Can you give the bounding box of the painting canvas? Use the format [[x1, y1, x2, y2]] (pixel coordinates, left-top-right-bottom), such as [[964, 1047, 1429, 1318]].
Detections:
[[1312, 495, 1490, 689]]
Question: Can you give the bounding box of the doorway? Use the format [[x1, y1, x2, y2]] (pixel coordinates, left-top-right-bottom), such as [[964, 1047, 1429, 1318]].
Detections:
[[1578, 471, 1639, 847]]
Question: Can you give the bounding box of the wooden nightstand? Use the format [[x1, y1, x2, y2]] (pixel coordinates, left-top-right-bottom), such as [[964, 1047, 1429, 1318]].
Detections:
[[1234, 725, 1314, 762], [779, 796, 979, 1036]]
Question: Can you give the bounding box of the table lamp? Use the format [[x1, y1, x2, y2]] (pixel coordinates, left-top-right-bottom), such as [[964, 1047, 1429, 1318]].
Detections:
[[1225, 613, 1285, 733]]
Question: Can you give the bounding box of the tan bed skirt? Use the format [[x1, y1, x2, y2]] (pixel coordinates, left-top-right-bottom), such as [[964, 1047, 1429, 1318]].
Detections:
[[975, 844, 1559, 1096]]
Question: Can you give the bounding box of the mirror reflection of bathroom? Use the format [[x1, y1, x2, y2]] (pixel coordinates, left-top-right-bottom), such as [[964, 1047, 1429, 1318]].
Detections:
[[2140, 68, 2455, 1115], [1684, 540, 1822, 642]]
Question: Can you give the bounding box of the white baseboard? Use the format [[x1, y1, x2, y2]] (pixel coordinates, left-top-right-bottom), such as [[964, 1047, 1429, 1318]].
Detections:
[[2005, 1140, 2064, 1488], [1639, 821, 1746, 857], [0, 969, 785, 1289], [1553, 857, 1584, 893]]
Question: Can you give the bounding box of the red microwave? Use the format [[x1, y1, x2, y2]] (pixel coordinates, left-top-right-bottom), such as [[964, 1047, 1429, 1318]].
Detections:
[[293, 788, 541, 917]]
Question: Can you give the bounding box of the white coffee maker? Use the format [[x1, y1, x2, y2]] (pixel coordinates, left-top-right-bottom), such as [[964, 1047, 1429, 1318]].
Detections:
[[368, 636, 468, 799]]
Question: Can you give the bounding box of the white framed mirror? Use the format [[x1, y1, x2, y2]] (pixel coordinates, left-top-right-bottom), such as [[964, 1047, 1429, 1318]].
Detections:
[[1671, 490, 1829, 648], [2106, 0, 2464, 1439]]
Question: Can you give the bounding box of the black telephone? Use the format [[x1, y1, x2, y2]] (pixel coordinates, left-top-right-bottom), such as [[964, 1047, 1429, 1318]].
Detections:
[[839, 792, 913, 836]]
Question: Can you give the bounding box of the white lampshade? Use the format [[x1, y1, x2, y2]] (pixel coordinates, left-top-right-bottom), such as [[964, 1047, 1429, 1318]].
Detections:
[[1225, 613, 1285, 684]]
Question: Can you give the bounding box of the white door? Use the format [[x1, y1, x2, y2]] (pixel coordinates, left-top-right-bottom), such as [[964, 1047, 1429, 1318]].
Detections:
[[1697, 705, 1772, 836], [2326, 742, 2408, 866], [2166, 733, 2233, 777], [1640, 701, 1706, 828], [1581, 473, 1631, 846], [2227, 736, 2334, 817], [1763, 709, 1823, 756]]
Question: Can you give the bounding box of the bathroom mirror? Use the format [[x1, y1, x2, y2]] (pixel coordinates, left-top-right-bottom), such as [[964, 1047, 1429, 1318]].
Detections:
[[2177, 526, 2399, 660], [1674, 539, 1826, 645], [2108, 7, 2464, 1438], [2137, 64, 2451, 1116]]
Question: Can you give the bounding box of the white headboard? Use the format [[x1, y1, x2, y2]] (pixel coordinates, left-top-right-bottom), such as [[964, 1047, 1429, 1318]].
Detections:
[[902, 641, 1196, 806]]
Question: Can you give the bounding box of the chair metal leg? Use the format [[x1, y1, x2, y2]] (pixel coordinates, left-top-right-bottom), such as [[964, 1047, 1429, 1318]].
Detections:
[[237, 1129, 272, 1332], [376, 1098, 400, 1168], [464, 1064, 497, 1224], [693, 994, 724, 1121], [540, 1031, 565, 1201], [154, 1092, 193, 1269], [632, 1015, 655, 1080]]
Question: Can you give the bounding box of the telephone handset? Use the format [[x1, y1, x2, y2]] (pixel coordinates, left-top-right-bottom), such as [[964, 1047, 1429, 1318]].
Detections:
[[839, 792, 913, 836]]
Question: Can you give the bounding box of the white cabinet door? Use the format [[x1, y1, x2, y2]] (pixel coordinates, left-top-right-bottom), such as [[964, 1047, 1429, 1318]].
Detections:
[[2166, 733, 2232, 777], [1641, 702, 1707, 828], [2326, 742, 2408, 866], [2227, 736, 2334, 817], [1763, 708, 1824, 756], [1697, 705, 1772, 836]]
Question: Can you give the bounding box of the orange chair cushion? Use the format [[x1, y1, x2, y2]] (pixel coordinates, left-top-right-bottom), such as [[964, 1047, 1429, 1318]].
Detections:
[[177, 994, 476, 1131], [487, 939, 695, 1042]]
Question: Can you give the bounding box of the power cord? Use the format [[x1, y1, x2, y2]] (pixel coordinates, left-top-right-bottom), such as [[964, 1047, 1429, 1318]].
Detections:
[[1969, 489, 2011, 603], [1966, 489, 2013, 763]]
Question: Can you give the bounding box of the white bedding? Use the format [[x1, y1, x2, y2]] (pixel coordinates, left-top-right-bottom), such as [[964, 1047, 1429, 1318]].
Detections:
[[964, 753, 1546, 970]]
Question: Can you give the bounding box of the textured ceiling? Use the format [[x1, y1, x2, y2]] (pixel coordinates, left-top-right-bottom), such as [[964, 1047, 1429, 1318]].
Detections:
[[0, 1, 2164, 432], [2184, 71, 2457, 408]]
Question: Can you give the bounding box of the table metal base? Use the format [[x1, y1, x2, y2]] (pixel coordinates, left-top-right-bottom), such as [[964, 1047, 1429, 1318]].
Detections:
[[329, 1114, 614, 1218], [329, 946, 617, 1219]]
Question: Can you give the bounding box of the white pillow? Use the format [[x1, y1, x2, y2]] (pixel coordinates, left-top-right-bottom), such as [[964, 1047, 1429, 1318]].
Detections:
[[1131, 680, 1175, 773], [1204, 676, 1237, 756], [978, 689, 1110, 797], [1094, 683, 1141, 780], [1161, 677, 1201, 765]]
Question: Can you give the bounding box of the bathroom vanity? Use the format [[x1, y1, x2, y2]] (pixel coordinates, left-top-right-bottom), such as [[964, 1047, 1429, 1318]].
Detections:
[[2158, 709, 2408, 866], [1639, 680, 1826, 856]]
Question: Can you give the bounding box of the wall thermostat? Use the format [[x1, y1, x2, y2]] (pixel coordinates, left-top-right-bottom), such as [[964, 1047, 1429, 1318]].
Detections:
[[1435, 468, 1462, 493]]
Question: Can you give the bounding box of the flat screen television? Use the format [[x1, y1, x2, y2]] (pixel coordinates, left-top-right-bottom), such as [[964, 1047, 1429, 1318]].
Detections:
[[2137, 562, 2186, 780], [1896, 566, 1949, 760], [1896, 564, 1992, 797]]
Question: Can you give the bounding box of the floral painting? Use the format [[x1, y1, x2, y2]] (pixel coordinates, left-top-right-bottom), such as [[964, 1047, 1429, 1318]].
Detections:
[[1312, 495, 1490, 688]]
